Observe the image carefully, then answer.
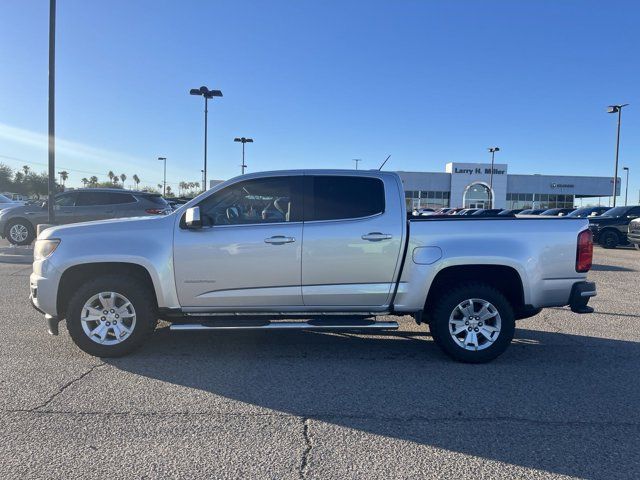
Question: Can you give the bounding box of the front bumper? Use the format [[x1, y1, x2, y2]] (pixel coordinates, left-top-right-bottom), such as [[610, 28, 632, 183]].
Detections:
[[628, 231, 640, 246], [30, 294, 60, 335], [568, 281, 596, 314]]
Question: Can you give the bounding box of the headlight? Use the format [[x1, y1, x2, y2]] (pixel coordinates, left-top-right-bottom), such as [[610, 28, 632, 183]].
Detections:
[[34, 239, 60, 261]]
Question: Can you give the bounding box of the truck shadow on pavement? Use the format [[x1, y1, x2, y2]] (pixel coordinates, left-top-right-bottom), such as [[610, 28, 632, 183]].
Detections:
[[106, 325, 640, 479]]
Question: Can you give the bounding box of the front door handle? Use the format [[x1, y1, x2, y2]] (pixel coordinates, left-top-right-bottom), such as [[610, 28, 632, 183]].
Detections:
[[264, 235, 296, 245], [362, 232, 393, 241]]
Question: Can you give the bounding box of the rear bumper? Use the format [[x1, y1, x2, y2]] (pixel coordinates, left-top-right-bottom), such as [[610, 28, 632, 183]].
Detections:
[[568, 281, 596, 314]]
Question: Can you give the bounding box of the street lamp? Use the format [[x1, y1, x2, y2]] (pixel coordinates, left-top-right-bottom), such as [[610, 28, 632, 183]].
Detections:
[[234, 137, 253, 175], [487, 147, 500, 208], [607, 104, 629, 207], [158, 157, 167, 196], [623, 166, 629, 206], [190, 85, 223, 191], [353, 159, 362, 170], [47, 0, 56, 223]]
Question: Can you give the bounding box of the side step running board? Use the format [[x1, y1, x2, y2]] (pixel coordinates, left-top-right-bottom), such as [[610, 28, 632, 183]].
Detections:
[[170, 319, 399, 331]]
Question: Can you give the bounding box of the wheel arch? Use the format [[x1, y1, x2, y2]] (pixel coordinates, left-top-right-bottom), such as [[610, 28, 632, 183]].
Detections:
[[424, 264, 526, 318], [57, 262, 158, 319]]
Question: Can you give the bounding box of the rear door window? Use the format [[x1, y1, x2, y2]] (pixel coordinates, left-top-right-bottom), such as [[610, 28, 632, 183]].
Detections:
[[55, 193, 77, 207], [76, 192, 114, 206], [307, 176, 385, 221], [107, 193, 136, 204]]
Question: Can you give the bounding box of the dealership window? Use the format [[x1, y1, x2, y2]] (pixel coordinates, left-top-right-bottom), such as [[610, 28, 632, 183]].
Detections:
[[508, 193, 575, 210], [405, 190, 450, 210]]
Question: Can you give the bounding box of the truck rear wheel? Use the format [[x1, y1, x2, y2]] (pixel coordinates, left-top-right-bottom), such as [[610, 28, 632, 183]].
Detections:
[[428, 283, 515, 363], [65, 275, 157, 357]]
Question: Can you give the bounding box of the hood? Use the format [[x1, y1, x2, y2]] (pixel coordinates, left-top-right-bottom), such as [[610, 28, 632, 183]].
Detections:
[[588, 215, 618, 225], [39, 214, 174, 240]]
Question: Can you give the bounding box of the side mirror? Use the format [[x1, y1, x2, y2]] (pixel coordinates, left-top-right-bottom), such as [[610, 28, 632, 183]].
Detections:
[[185, 206, 202, 229]]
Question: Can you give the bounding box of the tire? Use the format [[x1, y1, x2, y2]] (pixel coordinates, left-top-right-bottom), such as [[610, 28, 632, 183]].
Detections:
[[65, 274, 157, 357], [428, 283, 515, 363], [599, 230, 619, 249], [5, 218, 35, 246]]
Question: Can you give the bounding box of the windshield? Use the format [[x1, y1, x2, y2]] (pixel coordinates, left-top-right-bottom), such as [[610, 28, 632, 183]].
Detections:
[[567, 208, 589, 217], [601, 207, 628, 218], [0, 194, 13, 204]]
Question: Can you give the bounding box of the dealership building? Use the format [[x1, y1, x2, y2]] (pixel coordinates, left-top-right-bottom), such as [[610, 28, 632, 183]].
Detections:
[[397, 162, 618, 211]]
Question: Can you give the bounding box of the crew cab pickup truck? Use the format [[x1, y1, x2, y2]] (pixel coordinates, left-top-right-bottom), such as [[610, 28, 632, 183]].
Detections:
[[30, 170, 596, 363]]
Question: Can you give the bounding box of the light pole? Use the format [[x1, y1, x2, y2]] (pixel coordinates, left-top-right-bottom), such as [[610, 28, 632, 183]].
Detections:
[[353, 159, 362, 170], [487, 147, 500, 208], [623, 166, 629, 206], [158, 157, 166, 197], [190, 85, 222, 191], [607, 104, 629, 207], [47, 0, 56, 223], [234, 137, 253, 175], [201, 169, 205, 193]]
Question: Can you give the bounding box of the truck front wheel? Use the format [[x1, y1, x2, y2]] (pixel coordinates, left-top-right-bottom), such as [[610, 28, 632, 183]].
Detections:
[[428, 283, 515, 363], [65, 275, 157, 357]]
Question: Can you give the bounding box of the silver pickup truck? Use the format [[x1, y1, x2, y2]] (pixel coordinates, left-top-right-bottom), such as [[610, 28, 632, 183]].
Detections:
[[30, 170, 596, 362]]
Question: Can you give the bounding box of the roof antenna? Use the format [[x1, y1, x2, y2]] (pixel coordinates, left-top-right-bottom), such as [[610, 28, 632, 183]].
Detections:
[[378, 154, 391, 170]]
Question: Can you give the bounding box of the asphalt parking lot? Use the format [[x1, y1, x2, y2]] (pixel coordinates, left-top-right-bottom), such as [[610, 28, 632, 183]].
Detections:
[[1, 246, 639, 479]]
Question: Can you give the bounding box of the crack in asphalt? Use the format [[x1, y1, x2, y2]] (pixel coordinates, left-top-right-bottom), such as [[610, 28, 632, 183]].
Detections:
[[25, 362, 106, 412], [2, 409, 639, 428], [299, 417, 312, 479]]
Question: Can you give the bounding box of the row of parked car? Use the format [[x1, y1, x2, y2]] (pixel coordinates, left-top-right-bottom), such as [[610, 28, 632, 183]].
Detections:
[[413, 205, 640, 249], [0, 189, 172, 245]]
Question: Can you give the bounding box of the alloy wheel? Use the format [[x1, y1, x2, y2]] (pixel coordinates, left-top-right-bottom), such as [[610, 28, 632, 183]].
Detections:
[[80, 291, 137, 345], [448, 298, 502, 351]]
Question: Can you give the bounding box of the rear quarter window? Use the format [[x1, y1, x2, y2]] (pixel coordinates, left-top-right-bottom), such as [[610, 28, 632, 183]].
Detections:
[[309, 176, 385, 221], [139, 194, 169, 206]]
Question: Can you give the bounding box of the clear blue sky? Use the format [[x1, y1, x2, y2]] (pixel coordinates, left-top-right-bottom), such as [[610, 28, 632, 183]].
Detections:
[[0, 0, 638, 201]]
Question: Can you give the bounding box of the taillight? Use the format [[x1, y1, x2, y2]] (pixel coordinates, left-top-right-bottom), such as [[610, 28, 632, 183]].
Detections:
[[145, 208, 165, 215], [576, 229, 593, 272]]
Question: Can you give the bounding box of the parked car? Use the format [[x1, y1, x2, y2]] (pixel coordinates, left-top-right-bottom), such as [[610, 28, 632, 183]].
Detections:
[[540, 208, 576, 216], [628, 218, 640, 251], [0, 194, 19, 211], [31, 170, 595, 363], [446, 208, 465, 215], [412, 208, 435, 216], [588, 205, 640, 248], [566, 206, 610, 218], [498, 209, 525, 216], [471, 209, 504, 216], [0, 189, 171, 245], [519, 209, 546, 215], [457, 208, 480, 216]]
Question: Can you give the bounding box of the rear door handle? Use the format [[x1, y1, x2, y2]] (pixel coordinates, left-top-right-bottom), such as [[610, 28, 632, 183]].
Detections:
[[264, 235, 296, 245], [362, 232, 393, 241]]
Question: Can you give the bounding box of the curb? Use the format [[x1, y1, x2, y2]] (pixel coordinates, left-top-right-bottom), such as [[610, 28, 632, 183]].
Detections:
[[0, 247, 34, 264]]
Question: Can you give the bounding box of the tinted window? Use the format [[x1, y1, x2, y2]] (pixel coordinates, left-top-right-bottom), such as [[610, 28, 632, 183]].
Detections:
[[141, 194, 169, 206], [107, 193, 136, 204], [76, 192, 114, 206], [55, 193, 77, 207], [309, 176, 385, 221], [0, 194, 12, 204], [199, 176, 300, 225]]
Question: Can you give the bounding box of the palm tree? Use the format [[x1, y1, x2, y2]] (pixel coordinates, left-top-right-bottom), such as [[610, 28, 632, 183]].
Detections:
[[157, 184, 163, 191], [89, 176, 98, 187], [132, 174, 140, 190], [112, 176, 119, 185], [59, 171, 69, 186], [120, 173, 127, 187], [166, 186, 173, 197], [107, 171, 115, 184], [81, 177, 89, 187], [22, 165, 30, 176]]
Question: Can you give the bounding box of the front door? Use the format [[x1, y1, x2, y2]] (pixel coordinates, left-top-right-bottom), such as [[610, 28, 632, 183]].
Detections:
[[174, 176, 304, 309], [301, 174, 404, 307]]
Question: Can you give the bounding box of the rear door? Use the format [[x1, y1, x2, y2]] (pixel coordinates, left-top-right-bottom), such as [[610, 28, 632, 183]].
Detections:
[[301, 174, 404, 307], [74, 191, 118, 222]]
